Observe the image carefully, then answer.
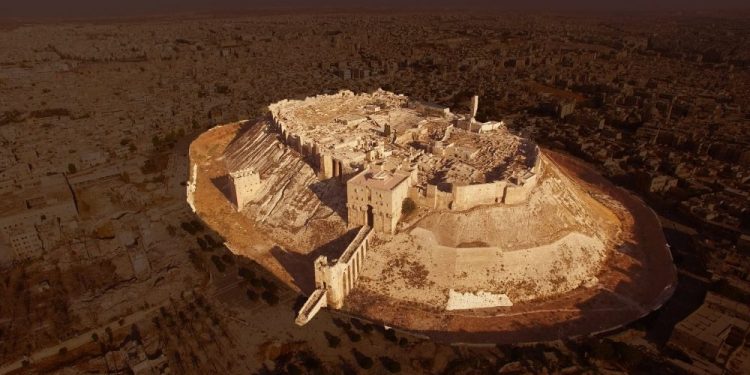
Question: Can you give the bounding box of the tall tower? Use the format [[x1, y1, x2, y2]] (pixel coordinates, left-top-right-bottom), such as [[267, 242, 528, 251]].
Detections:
[[229, 167, 261, 211], [470, 95, 479, 120]]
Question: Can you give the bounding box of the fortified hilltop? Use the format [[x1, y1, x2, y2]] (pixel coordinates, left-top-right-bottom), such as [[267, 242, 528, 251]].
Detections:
[[188, 90, 677, 343]]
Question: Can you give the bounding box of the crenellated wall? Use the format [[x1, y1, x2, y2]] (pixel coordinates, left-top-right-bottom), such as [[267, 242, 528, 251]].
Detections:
[[411, 148, 544, 211], [270, 95, 543, 214]]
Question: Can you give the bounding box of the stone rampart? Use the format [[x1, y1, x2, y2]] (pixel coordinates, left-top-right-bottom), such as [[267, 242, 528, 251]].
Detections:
[[314, 225, 373, 309]]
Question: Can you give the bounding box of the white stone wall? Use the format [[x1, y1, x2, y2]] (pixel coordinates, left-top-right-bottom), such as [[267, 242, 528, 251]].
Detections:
[[451, 181, 507, 211], [448, 148, 544, 210]]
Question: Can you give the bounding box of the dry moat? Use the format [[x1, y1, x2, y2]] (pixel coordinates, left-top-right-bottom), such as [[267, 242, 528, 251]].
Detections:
[[187, 90, 677, 343]]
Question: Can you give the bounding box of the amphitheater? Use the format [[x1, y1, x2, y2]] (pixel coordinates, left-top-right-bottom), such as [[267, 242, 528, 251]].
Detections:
[[188, 90, 677, 343]]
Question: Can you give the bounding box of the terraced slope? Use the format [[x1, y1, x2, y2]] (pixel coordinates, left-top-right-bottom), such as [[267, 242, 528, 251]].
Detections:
[[223, 122, 348, 252]]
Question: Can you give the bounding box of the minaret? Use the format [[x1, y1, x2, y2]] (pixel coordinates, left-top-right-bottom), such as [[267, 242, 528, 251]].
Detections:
[[652, 96, 675, 145], [229, 167, 261, 211], [470, 95, 479, 120]]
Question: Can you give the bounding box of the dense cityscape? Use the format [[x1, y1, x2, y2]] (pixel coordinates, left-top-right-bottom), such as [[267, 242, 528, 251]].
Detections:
[[0, 10, 749, 374]]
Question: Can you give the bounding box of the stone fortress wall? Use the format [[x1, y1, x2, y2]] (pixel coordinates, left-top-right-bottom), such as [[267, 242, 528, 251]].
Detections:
[[315, 225, 373, 308], [267, 92, 543, 214], [296, 225, 374, 325], [414, 147, 543, 211], [266, 90, 543, 323], [269, 95, 362, 182]]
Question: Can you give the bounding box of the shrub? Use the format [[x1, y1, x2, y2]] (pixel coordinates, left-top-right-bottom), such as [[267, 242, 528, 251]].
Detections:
[[380, 356, 401, 373], [221, 253, 235, 265], [205, 235, 218, 248], [190, 220, 204, 231], [383, 328, 398, 343], [299, 352, 322, 371], [197, 237, 209, 251], [352, 349, 373, 369], [401, 197, 416, 216], [261, 290, 279, 305], [238, 267, 255, 280], [262, 279, 278, 293], [211, 255, 226, 273], [246, 289, 258, 301], [324, 331, 341, 348], [345, 328, 361, 342], [181, 222, 196, 234]]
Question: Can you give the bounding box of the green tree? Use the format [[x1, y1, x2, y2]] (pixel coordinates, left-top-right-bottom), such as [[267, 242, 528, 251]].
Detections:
[[352, 349, 373, 369], [211, 255, 226, 273], [401, 197, 416, 216], [261, 290, 279, 305], [246, 289, 258, 301], [380, 356, 401, 373], [238, 267, 255, 280], [324, 331, 341, 348]]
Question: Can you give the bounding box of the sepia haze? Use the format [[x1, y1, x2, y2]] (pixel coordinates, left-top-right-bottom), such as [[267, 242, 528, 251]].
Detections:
[[0, 0, 748, 373], [2, 0, 750, 19]]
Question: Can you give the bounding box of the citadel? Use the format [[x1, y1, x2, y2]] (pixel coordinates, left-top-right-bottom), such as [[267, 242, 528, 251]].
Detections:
[[188, 90, 676, 341]]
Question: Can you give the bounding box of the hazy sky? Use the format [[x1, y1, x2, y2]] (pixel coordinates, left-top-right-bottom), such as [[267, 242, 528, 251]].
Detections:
[[2, 0, 749, 19]]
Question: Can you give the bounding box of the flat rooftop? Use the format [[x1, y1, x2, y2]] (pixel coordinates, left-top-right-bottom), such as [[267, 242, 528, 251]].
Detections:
[[349, 169, 410, 191]]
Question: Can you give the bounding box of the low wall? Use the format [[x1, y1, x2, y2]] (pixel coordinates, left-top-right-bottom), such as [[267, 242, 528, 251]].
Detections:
[[295, 288, 327, 326]]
